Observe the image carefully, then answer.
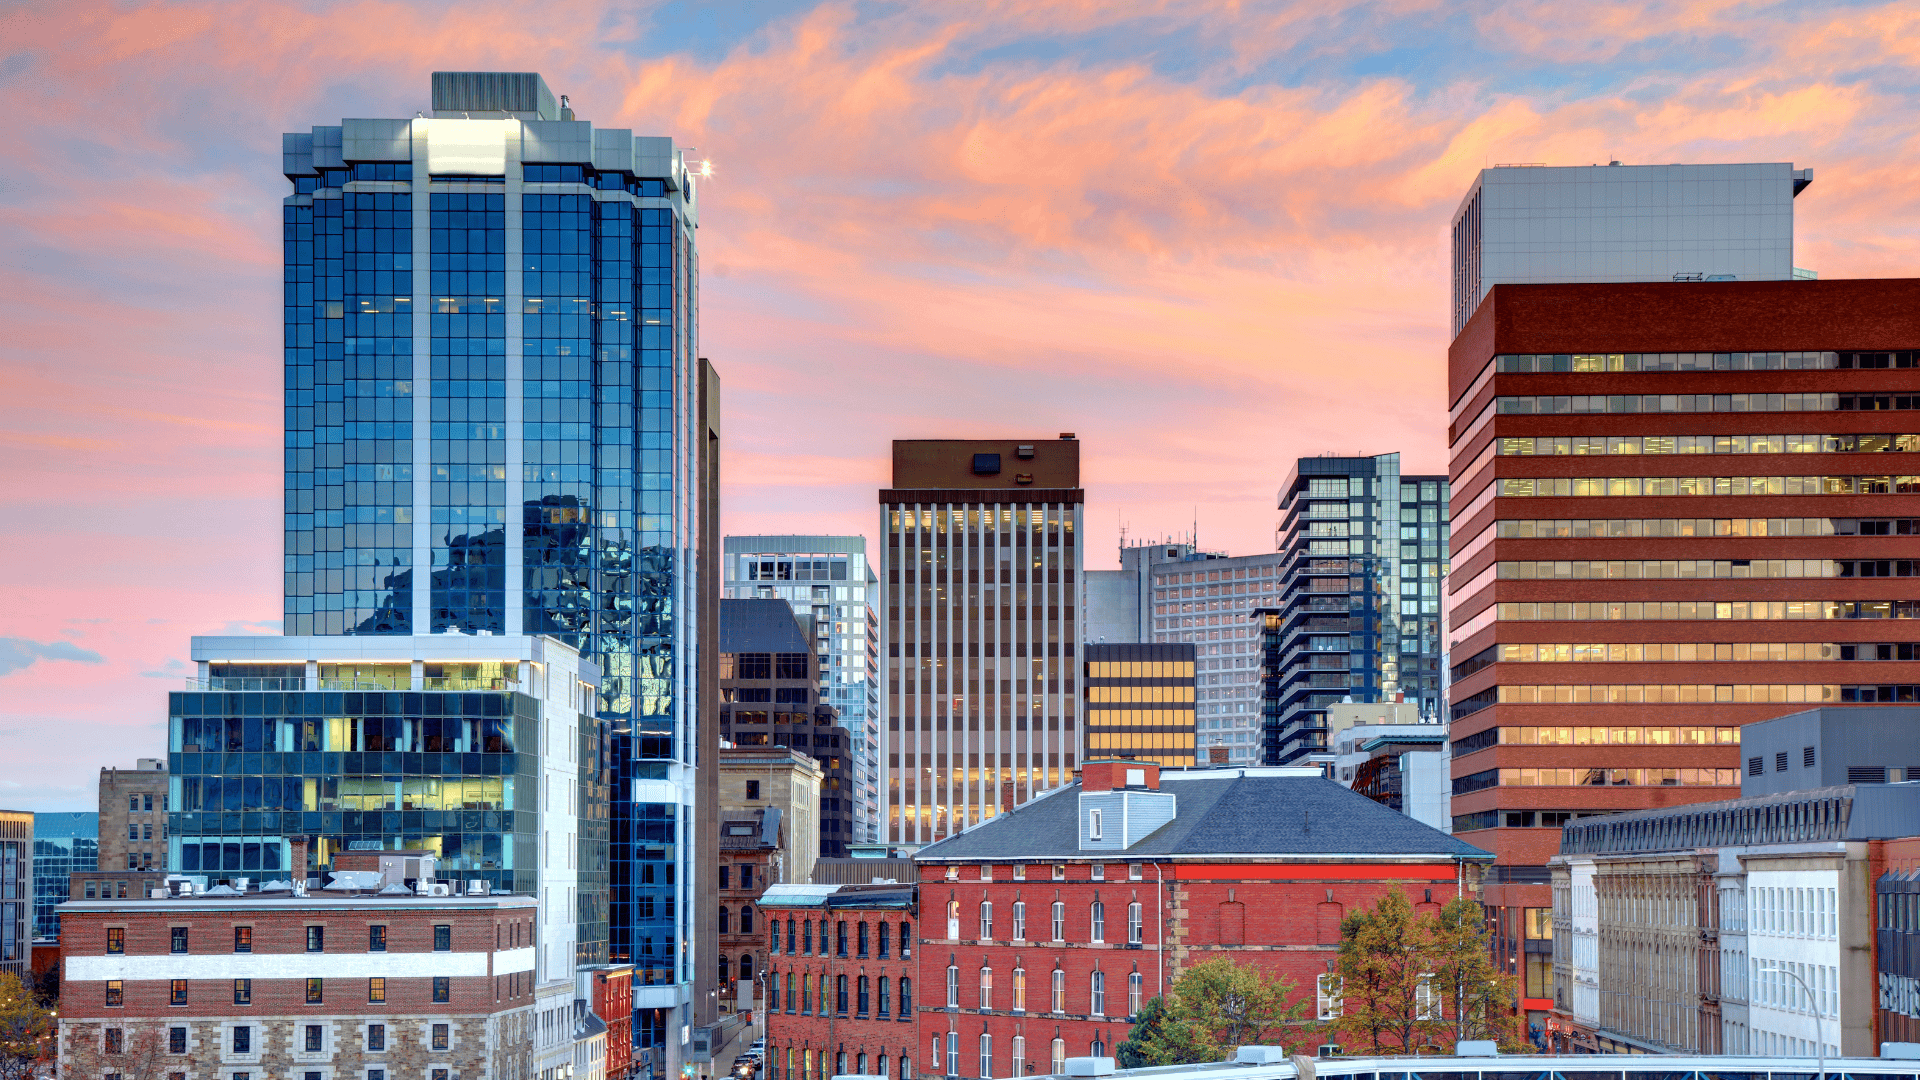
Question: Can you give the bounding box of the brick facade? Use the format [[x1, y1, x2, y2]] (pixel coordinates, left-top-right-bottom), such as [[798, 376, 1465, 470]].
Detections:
[[58, 891, 539, 1080], [581, 965, 634, 1080], [760, 885, 919, 1080], [888, 761, 1489, 1078], [100, 762, 169, 873]]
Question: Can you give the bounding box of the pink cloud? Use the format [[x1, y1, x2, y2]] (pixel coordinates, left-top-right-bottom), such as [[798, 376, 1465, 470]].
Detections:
[[7, 0, 1920, 806]]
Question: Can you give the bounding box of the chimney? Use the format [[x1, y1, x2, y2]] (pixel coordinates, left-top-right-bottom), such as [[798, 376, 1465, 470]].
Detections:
[[290, 838, 310, 881], [1080, 759, 1159, 793]]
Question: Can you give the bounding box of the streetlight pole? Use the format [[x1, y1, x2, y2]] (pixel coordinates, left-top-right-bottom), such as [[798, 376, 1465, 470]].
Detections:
[[1767, 961, 1827, 1080]]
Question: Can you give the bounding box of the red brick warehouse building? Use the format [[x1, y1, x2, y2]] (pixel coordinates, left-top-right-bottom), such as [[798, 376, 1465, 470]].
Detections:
[[908, 760, 1489, 1078], [758, 882, 919, 1080], [57, 882, 540, 1080], [1446, 278, 1920, 1013]]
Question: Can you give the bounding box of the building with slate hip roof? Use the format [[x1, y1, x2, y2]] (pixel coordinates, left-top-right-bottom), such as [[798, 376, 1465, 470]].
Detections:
[[904, 761, 1490, 1076]]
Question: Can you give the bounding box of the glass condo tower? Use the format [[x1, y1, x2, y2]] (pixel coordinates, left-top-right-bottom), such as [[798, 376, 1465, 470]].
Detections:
[[276, 72, 705, 1060]]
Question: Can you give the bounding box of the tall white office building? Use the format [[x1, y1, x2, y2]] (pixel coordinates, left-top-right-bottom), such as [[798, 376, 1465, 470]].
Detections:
[[1451, 161, 1815, 334], [722, 536, 881, 841]]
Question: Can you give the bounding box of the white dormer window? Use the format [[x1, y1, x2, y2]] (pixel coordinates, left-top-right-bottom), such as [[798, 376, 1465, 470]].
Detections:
[[1088, 809, 1103, 840], [1091, 864, 1105, 881], [979, 865, 993, 882]]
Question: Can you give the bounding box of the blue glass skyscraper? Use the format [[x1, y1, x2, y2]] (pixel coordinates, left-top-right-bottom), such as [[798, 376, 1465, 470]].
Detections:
[[279, 72, 709, 1066]]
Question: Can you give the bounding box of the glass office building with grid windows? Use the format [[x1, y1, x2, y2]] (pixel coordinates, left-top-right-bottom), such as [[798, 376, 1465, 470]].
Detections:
[[273, 73, 712, 1066], [1260, 454, 1450, 766]]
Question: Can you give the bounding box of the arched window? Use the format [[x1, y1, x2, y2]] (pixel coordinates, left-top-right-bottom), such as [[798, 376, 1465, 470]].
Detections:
[[858, 1055, 868, 1075], [1127, 901, 1143, 944], [1011, 900, 1026, 940], [980, 900, 994, 940], [803, 919, 813, 954], [786, 917, 796, 953], [1012, 966, 1026, 1012], [1090, 969, 1106, 1016], [837, 974, 849, 1015], [770, 920, 782, 953], [947, 900, 961, 940], [1050, 901, 1065, 941], [859, 920, 871, 957], [718, 955, 730, 986], [945, 1032, 958, 1078], [900, 976, 913, 1013], [1050, 1038, 1065, 1074], [837, 1052, 849, 1077], [978, 964, 993, 1009], [902, 920, 913, 957], [1011, 1037, 1025, 1078], [1090, 900, 1105, 943], [878, 921, 892, 958], [858, 975, 870, 1016], [1050, 966, 1065, 1012], [739, 954, 754, 980], [1128, 970, 1143, 1017], [718, 907, 730, 934], [979, 1032, 993, 1079], [740, 906, 754, 935], [879, 1054, 889, 1079], [783, 969, 795, 1011], [837, 920, 849, 957], [800, 973, 811, 1014], [1090, 1037, 1106, 1059], [946, 963, 959, 1007], [878, 975, 891, 1018], [931, 1035, 941, 1074]]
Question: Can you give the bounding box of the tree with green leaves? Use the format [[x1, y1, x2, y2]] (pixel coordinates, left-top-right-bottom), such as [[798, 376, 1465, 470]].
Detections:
[[1430, 897, 1528, 1052], [1115, 994, 1169, 1068], [1329, 888, 1437, 1055], [1329, 890, 1530, 1056], [0, 972, 55, 1080], [1134, 956, 1306, 1065]]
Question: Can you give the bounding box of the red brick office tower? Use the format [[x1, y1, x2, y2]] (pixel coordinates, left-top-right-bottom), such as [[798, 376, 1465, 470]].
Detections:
[[759, 883, 919, 1080], [1447, 278, 1920, 1014], [911, 761, 1487, 1078]]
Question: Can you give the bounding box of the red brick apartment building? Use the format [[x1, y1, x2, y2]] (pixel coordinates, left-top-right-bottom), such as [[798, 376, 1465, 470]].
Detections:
[[580, 965, 635, 1080], [1447, 279, 1920, 1013], [757, 762, 1487, 1080], [758, 882, 918, 1080], [58, 883, 539, 1080]]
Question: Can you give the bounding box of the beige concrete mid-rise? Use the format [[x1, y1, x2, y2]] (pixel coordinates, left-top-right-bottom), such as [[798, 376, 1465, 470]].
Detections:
[[718, 747, 821, 888], [101, 760, 168, 873], [881, 437, 1085, 845]]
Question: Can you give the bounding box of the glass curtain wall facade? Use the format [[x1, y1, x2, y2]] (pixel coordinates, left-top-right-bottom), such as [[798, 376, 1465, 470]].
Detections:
[[722, 537, 880, 841], [281, 74, 704, 1059], [882, 439, 1085, 846], [1262, 454, 1451, 765], [31, 812, 97, 941]]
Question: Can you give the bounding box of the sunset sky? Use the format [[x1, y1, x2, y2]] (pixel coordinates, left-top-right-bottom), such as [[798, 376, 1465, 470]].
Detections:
[[5, 0, 1920, 809]]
